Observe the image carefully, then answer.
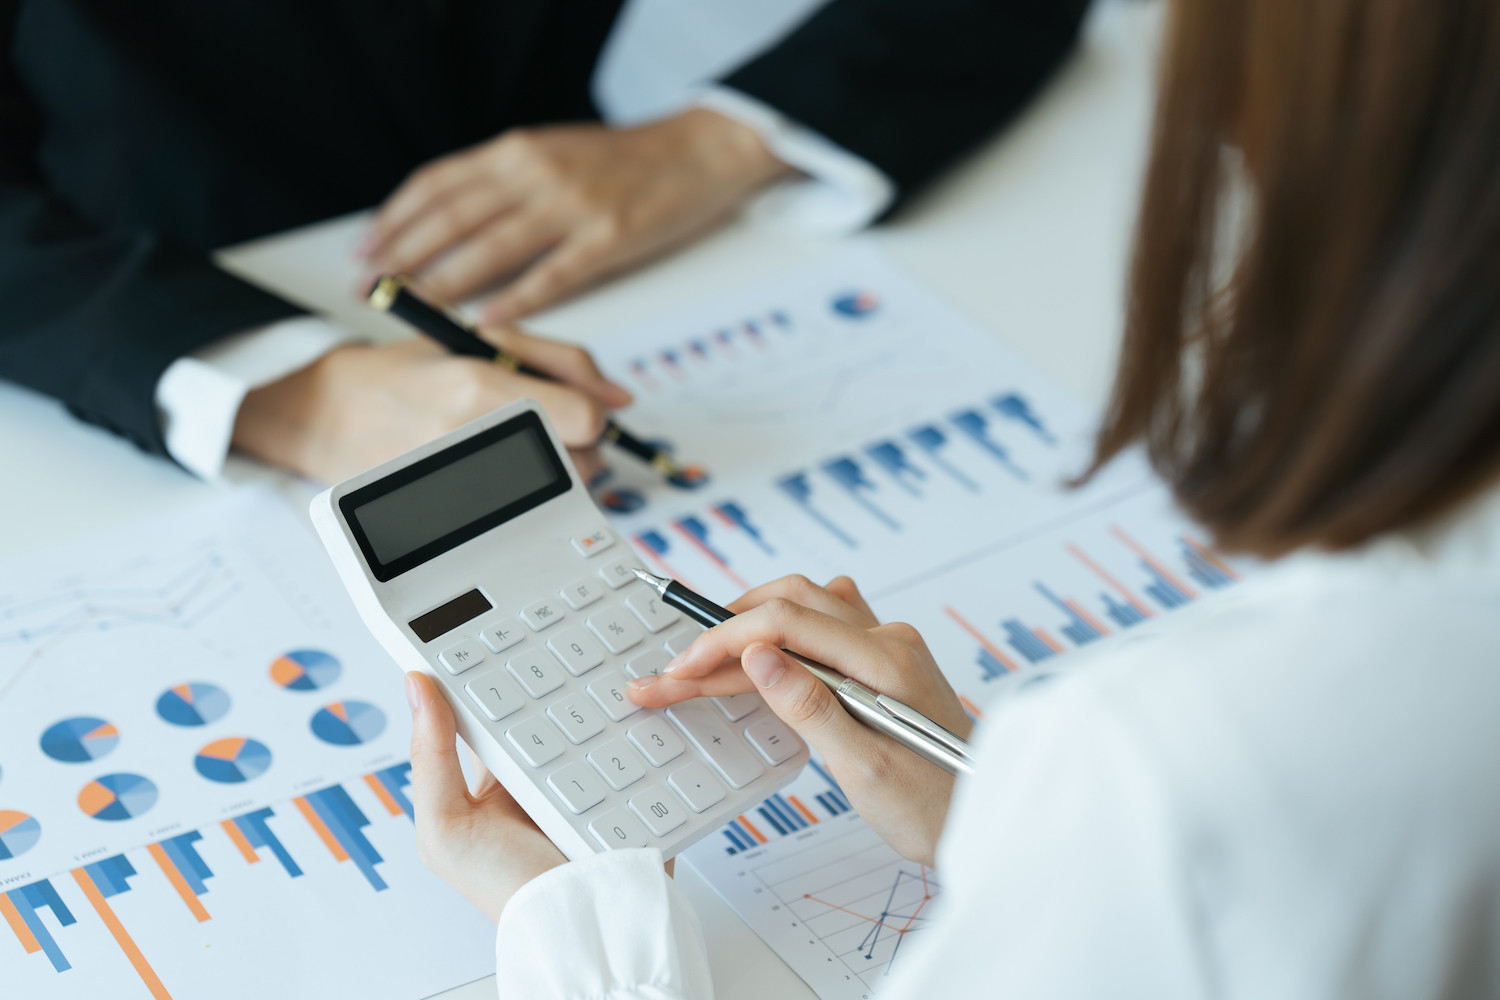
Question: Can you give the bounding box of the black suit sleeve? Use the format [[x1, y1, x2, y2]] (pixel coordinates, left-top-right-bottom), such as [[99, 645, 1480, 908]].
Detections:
[[0, 18, 302, 458], [722, 0, 1088, 209]]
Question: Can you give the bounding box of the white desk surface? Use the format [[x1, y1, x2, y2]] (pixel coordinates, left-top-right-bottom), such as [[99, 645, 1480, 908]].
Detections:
[[0, 3, 1161, 997]]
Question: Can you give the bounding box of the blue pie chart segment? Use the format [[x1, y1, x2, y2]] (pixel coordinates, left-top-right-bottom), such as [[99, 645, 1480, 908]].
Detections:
[[0, 811, 41, 859], [41, 717, 120, 762], [194, 738, 272, 783], [79, 773, 158, 821], [271, 650, 341, 691], [157, 682, 231, 727], [311, 701, 386, 746]]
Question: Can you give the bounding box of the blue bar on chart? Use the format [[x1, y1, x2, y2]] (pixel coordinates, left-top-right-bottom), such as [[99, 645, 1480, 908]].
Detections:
[[777, 472, 857, 548], [672, 516, 749, 588], [1033, 583, 1109, 646], [991, 392, 1057, 445], [950, 410, 1028, 480], [1001, 619, 1060, 663], [712, 502, 775, 556], [822, 456, 900, 530], [808, 758, 852, 817], [297, 785, 388, 891], [1141, 562, 1191, 609], [2, 878, 77, 972], [369, 763, 415, 820], [907, 425, 979, 491], [160, 831, 215, 895], [1102, 592, 1149, 628], [226, 806, 303, 877], [977, 646, 1013, 682], [865, 441, 927, 497], [1180, 537, 1236, 590]]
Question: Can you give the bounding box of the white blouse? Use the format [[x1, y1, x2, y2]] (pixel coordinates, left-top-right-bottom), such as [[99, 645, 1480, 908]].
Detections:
[[493, 489, 1500, 999]]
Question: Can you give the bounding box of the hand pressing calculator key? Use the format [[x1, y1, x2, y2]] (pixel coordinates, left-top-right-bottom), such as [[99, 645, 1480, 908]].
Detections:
[[310, 400, 808, 860]]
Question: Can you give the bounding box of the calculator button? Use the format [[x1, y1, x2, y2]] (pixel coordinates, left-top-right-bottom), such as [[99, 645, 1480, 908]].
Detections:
[[586, 671, 642, 722], [586, 611, 643, 655], [547, 627, 607, 676], [587, 738, 646, 790], [624, 649, 672, 680], [506, 649, 566, 698], [464, 671, 525, 722], [628, 784, 686, 837], [667, 701, 765, 789], [438, 639, 485, 675], [505, 718, 565, 767], [546, 695, 607, 744], [559, 577, 605, 610], [711, 693, 765, 722], [478, 619, 525, 654], [521, 598, 566, 631], [744, 716, 802, 765], [662, 627, 704, 657], [589, 807, 649, 850], [668, 762, 727, 813], [572, 529, 614, 557], [624, 591, 682, 634], [598, 560, 642, 590], [546, 761, 607, 815], [627, 716, 685, 767]]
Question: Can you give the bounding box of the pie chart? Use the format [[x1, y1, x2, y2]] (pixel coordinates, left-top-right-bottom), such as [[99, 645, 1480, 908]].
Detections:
[[79, 773, 158, 821], [270, 649, 341, 691], [194, 738, 272, 783], [157, 682, 231, 726], [0, 811, 40, 860], [311, 701, 386, 746], [41, 718, 119, 762]]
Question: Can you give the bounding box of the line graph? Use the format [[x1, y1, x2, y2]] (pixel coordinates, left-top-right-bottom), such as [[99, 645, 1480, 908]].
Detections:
[[801, 867, 936, 972]]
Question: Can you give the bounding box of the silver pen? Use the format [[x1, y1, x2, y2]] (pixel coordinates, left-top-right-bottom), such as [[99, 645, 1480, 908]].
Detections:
[[632, 568, 977, 776]]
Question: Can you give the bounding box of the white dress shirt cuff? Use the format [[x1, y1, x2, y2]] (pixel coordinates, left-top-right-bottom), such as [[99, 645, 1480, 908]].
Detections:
[[696, 85, 896, 235], [154, 316, 355, 481], [495, 848, 713, 1000]]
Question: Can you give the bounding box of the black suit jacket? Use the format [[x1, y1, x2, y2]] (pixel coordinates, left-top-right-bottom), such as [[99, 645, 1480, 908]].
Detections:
[[0, 0, 1084, 458]]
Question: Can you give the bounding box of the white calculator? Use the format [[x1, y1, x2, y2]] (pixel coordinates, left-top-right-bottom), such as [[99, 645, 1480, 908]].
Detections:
[[310, 400, 809, 860]]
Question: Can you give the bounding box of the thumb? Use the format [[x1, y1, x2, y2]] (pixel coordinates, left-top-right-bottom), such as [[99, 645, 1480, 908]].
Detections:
[[740, 643, 866, 755], [405, 672, 470, 823]]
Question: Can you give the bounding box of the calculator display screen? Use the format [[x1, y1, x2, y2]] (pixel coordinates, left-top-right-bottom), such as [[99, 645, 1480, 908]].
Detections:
[[340, 411, 571, 581]]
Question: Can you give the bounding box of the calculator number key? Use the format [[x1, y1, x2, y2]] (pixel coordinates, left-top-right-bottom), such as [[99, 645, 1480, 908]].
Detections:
[[464, 671, 525, 722], [437, 638, 485, 675], [521, 598, 566, 632], [586, 671, 642, 722], [625, 591, 681, 634], [546, 695, 607, 744], [627, 715, 685, 767], [505, 718, 564, 767], [667, 761, 726, 813], [546, 627, 607, 676], [559, 577, 605, 610], [628, 784, 686, 836], [589, 807, 649, 850], [586, 611, 643, 655], [586, 739, 646, 791], [506, 649, 566, 698], [546, 761, 607, 815]]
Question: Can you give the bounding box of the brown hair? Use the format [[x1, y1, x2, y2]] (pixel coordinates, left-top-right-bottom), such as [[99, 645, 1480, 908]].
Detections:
[[1087, 0, 1500, 557]]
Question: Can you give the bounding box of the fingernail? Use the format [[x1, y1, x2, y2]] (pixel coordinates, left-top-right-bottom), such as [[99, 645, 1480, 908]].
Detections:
[[664, 653, 689, 674], [628, 673, 660, 689], [743, 645, 786, 688], [404, 673, 421, 711]]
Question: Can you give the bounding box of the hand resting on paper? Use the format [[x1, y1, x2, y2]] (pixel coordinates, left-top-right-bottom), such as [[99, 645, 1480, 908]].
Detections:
[[627, 575, 973, 867], [231, 325, 630, 485], [357, 108, 793, 324]]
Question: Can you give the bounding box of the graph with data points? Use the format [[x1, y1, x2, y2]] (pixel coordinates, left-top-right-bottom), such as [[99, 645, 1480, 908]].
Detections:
[[0, 490, 497, 1000]]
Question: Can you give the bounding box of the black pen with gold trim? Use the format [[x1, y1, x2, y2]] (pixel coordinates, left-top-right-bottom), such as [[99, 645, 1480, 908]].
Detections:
[[369, 274, 708, 488]]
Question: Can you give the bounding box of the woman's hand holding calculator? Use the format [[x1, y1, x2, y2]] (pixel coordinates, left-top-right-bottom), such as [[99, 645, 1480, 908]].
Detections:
[[627, 575, 972, 869]]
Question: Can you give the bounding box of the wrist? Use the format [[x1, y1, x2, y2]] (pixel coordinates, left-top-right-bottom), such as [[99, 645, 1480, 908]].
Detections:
[[665, 107, 795, 194]]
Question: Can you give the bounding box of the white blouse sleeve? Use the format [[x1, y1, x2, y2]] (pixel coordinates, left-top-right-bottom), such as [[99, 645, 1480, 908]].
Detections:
[[494, 848, 714, 1000]]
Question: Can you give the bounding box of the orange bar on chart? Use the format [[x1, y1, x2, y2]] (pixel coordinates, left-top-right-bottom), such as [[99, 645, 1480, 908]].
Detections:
[[146, 844, 211, 922], [0, 893, 41, 953], [363, 773, 404, 817], [787, 797, 821, 825], [293, 796, 349, 860], [943, 606, 1020, 672], [736, 815, 768, 844], [70, 868, 174, 1000], [1033, 628, 1066, 654], [220, 819, 260, 864]]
